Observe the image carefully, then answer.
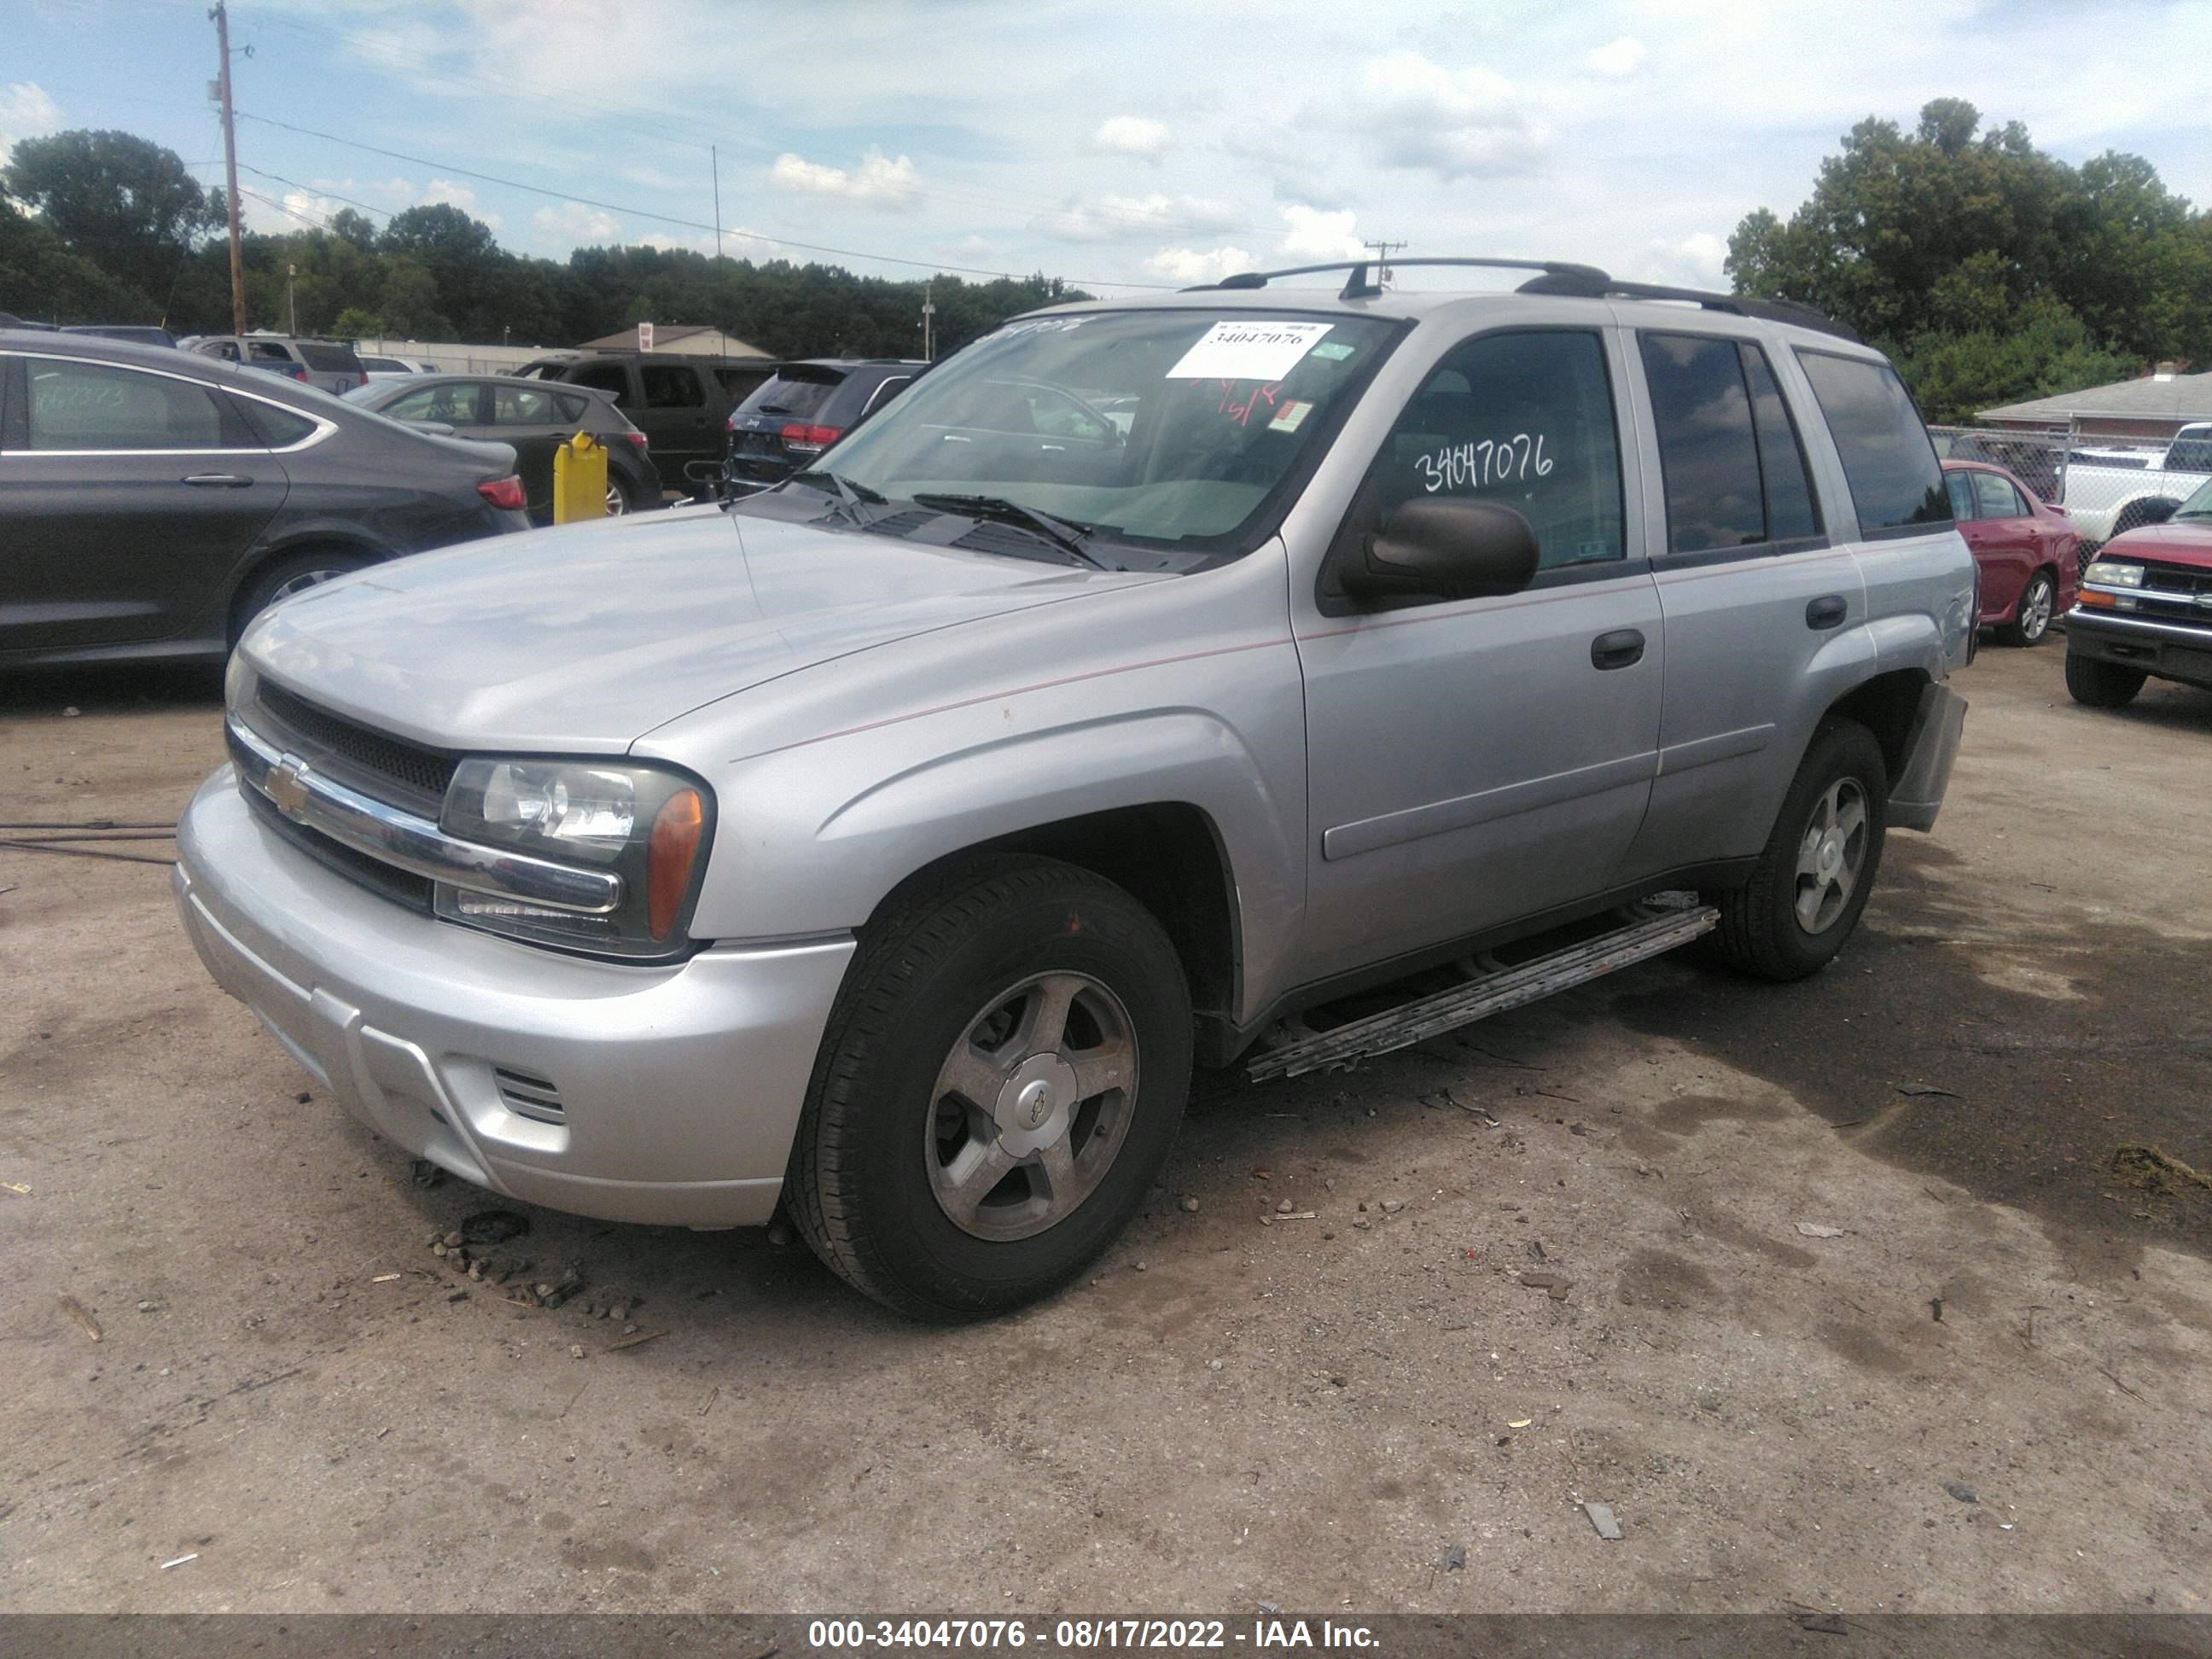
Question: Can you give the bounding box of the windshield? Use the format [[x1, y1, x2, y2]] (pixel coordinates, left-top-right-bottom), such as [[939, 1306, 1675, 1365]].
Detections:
[[808, 310, 1397, 555], [2175, 476, 2212, 520]]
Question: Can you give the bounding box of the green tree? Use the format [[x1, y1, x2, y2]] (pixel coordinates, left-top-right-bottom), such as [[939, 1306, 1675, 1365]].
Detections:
[[3, 129, 213, 311], [1730, 98, 2210, 417]]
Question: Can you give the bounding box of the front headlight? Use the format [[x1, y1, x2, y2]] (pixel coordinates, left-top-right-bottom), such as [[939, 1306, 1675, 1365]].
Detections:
[[2085, 560, 2145, 588], [438, 757, 713, 959]]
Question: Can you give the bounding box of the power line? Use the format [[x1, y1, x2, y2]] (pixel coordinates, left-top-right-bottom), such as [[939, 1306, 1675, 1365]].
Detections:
[[234, 109, 1177, 290]]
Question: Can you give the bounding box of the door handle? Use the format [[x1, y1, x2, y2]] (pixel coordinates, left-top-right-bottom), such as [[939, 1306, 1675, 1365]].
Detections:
[[1591, 627, 1646, 670], [182, 473, 253, 488], [1806, 595, 1848, 630]]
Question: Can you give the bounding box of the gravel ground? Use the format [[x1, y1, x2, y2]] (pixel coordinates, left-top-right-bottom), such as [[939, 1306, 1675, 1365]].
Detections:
[[2, 643, 2209, 1616]]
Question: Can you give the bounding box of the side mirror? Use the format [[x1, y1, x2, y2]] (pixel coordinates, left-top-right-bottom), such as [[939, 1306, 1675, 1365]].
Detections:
[[1341, 497, 1540, 602]]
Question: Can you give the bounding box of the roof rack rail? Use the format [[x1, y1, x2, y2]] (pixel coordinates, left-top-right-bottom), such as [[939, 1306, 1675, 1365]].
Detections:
[[1187, 257, 1611, 302], [1513, 270, 1861, 341], [1183, 257, 1860, 342]]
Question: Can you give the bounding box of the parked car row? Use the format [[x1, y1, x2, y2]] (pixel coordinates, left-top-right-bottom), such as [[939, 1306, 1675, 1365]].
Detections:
[[2064, 474, 2212, 708], [0, 329, 529, 667], [344, 374, 662, 521]]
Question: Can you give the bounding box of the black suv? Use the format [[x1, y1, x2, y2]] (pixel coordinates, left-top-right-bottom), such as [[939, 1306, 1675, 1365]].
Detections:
[[518, 352, 778, 488], [722, 359, 923, 494]]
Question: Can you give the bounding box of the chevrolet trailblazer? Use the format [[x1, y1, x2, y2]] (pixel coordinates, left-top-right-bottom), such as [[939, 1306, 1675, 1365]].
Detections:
[[175, 259, 1972, 1318]]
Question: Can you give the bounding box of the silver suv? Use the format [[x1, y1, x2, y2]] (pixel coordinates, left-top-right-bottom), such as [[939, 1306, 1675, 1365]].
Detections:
[[176, 259, 1972, 1318]]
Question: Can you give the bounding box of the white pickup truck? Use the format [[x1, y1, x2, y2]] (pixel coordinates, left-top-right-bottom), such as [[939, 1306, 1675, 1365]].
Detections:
[[2063, 422, 2212, 545]]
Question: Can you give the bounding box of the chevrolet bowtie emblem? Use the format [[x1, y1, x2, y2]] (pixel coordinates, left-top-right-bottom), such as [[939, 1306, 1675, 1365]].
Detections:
[[266, 758, 311, 818]]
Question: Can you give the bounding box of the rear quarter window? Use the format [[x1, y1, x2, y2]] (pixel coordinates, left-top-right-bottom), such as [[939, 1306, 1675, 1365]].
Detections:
[[297, 342, 363, 372], [1796, 351, 1950, 536]]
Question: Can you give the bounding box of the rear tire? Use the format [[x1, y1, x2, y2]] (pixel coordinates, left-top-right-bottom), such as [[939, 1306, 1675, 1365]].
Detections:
[[786, 855, 1192, 1320], [230, 548, 370, 642], [1711, 720, 1887, 982], [1994, 569, 2056, 647], [2064, 652, 2146, 708]]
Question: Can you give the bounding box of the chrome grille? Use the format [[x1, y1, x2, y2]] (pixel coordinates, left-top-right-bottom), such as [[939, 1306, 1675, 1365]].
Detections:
[[253, 680, 458, 816]]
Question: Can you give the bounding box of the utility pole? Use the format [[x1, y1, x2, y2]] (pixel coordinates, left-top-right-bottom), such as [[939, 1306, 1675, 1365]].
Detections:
[[1363, 239, 1406, 288], [921, 282, 935, 361], [210, 3, 247, 337], [286, 262, 297, 335], [711, 145, 723, 262]]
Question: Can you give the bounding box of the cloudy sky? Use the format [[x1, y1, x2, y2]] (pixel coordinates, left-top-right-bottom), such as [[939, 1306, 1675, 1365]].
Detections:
[[7, 0, 2211, 294]]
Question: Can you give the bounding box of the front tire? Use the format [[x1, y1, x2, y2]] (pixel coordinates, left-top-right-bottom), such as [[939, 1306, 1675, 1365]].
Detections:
[[2064, 652, 2146, 708], [1711, 720, 1888, 981], [786, 855, 1192, 1319], [1995, 569, 2056, 647]]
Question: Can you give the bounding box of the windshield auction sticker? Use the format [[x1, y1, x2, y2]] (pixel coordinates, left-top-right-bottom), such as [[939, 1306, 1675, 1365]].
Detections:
[[1167, 320, 1334, 381]]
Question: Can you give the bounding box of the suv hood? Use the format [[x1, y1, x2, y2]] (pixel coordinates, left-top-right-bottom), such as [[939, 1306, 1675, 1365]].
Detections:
[[2100, 520, 2212, 569], [243, 506, 1158, 751]]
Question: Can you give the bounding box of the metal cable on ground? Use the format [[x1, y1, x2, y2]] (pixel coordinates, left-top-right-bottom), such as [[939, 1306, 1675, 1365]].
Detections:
[[0, 821, 179, 832], [0, 841, 177, 867]]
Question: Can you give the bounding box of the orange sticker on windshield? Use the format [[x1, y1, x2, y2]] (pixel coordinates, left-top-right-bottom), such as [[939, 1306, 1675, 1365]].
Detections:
[[1268, 400, 1313, 434]]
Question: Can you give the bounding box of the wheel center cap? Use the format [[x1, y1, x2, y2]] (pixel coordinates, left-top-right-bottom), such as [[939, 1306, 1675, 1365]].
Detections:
[[1819, 833, 1842, 876], [1016, 1078, 1056, 1129], [994, 1052, 1081, 1153]]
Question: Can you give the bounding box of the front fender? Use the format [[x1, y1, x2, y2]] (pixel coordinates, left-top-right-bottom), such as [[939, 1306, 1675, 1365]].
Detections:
[[685, 682, 1308, 1021]]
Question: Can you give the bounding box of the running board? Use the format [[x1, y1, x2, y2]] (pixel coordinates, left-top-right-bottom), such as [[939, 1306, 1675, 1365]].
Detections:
[[1246, 897, 1719, 1081]]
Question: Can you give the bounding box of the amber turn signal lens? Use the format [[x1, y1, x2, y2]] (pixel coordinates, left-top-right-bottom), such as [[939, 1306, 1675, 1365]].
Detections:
[[2076, 590, 2115, 608], [646, 789, 704, 941]]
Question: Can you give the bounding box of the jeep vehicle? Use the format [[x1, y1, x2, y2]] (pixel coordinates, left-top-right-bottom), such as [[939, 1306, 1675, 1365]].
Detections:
[[175, 259, 1972, 1318], [722, 358, 925, 495], [2064, 473, 2212, 707]]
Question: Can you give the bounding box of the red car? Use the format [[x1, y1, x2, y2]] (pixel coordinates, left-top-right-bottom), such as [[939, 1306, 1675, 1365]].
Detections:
[[2063, 479, 2212, 707], [1943, 458, 2081, 646]]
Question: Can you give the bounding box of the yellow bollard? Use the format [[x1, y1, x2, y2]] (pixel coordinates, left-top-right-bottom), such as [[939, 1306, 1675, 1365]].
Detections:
[[552, 432, 608, 525]]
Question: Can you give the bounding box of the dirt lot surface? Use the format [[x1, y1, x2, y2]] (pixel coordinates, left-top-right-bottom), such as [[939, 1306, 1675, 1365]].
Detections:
[[3, 643, 2209, 1617]]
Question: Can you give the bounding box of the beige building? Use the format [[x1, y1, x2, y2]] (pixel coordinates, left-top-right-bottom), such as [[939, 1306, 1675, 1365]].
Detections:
[[576, 324, 771, 358]]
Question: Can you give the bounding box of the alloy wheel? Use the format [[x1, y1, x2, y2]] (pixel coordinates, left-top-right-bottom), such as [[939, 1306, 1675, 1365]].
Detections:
[[1793, 778, 1868, 934], [926, 972, 1139, 1242]]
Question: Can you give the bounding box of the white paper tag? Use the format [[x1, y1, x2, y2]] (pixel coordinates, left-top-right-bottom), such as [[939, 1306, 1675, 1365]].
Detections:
[[1167, 321, 1334, 381]]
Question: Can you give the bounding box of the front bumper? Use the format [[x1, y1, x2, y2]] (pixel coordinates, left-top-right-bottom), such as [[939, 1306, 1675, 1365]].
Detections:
[[175, 769, 853, 1228], [2064, 608, 2212, 690]]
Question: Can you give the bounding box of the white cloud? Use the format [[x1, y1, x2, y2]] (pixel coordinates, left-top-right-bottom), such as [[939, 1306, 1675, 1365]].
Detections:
[[1037, 192, 1244, 242], [1585, 37, 1647, 78], [768, 146, 922, 209], [1350, 50, 1549, 180], [1093, 114, 1170, 161], [533, 201, 623, 244], [1636, 231, 1730, 288], [1143, 245, 1254, 285], [639, 227, 769, 257], [0, 80, 61, 162], [1277, 204, 1364, 260]]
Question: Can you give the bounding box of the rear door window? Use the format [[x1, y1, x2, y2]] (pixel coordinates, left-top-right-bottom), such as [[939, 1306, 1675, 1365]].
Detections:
[[1639, 333, 1767, 553], [1741, 344, 1820, 540], [1796, 351, 1950, 535], [568, 362, 630, 404], [247, 341, 294, 364], [1945, 473, 1979, 520], [26, 358, 232, 450], [2166, 436, 2212, 472], [491, 384, 562, 425], [1971, 471, 2027, 521], [640, 365, 703, 408]]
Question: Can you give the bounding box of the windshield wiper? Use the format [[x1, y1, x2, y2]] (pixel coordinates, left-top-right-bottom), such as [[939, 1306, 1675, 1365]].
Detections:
[[785, 469, 888, 507], [911, 492, 1109, 569]]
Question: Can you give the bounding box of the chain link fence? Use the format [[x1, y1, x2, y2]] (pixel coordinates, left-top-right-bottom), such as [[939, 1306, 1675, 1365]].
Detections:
[[1929, 423, 2203, 550]]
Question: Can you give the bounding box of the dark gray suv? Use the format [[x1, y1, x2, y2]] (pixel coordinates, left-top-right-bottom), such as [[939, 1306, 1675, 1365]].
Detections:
[[0, 331, 529, 668], [722, 358, 923, 493]]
